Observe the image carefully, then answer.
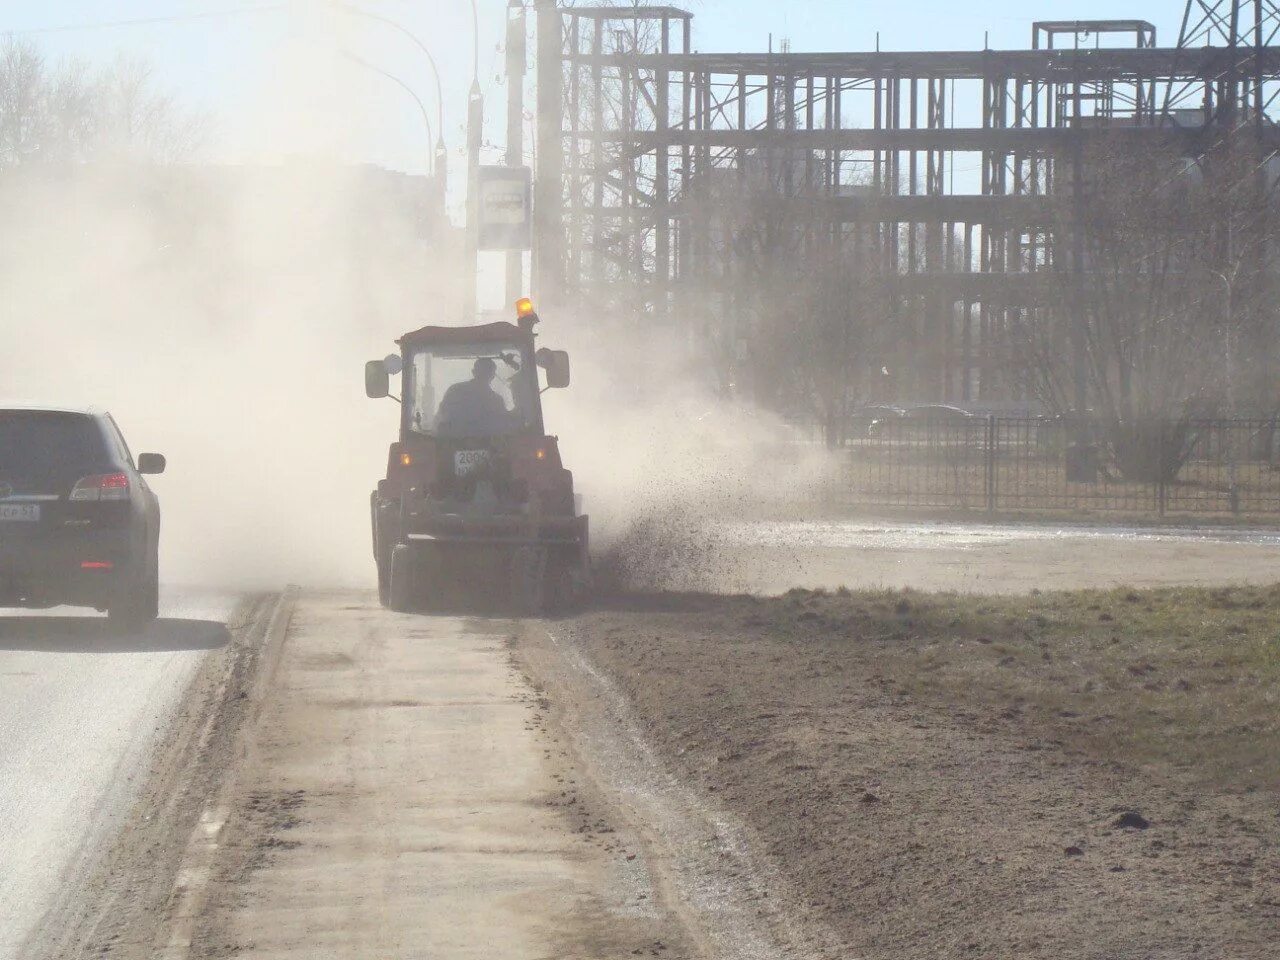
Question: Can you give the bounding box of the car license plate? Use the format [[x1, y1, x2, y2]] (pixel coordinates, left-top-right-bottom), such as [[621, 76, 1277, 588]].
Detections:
[[454, 449, 491, 476], [0, 503, 40, 522]]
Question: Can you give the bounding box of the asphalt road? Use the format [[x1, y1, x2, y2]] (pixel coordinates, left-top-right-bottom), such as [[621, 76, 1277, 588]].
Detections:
[[0, 591, 240, 958]]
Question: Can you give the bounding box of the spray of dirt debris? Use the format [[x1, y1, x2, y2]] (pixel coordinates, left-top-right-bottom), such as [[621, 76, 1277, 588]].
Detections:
[[542, 324, 835, 594]]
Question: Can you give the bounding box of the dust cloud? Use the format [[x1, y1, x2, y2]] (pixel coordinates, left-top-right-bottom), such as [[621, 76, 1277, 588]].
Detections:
[[0, 17, 830, 595], [543, 324, 832, 593], [1, 163, 434, 587], [0, 24, 442, 589]]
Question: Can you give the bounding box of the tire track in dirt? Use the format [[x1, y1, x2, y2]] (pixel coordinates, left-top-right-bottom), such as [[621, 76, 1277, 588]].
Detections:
[[516, 621, 845, 960]]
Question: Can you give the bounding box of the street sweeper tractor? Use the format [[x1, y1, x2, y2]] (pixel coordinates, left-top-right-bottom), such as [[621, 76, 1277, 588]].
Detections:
[[365, 298, 589, 614]]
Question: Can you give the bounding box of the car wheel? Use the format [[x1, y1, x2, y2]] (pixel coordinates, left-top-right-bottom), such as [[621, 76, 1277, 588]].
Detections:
[[142, 552, 160, 620], [109, 554, 159, 630], [388, 544, 417, 613]]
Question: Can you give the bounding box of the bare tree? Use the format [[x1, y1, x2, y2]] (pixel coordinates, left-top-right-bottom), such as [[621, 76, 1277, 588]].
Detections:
[[93, 54, 207, 163], [778, 243, 890, 446], [0, 37, 207, 167], [1013, 133, 1276, 481], [693, 166, 891, 445], [0, 37, 47, 164]]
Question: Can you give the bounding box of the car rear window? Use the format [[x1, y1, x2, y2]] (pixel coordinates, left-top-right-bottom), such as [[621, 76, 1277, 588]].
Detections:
[[0, 410, 109, 481]]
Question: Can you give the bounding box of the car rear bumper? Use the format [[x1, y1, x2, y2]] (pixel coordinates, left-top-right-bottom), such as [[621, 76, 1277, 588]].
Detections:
[[0, 530, 135, 608]]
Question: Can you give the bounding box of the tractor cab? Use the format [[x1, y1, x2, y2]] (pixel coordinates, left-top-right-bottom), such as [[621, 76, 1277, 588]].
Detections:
[[365, 299, 587, 614]]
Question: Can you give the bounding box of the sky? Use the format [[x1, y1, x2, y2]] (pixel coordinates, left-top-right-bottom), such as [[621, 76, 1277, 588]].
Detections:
[[0, 1, 1201, 318], [4, 1, 1196, 178]]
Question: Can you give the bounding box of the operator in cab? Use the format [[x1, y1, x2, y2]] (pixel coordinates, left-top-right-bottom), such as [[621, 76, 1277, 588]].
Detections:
[[437, 357, 517, 437]]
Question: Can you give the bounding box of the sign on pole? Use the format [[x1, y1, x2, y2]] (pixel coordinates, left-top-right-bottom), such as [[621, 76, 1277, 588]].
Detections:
[[477, 165, 532, 251]]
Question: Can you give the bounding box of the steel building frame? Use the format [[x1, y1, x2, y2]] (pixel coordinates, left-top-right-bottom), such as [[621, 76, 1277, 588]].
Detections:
[[533, 3, 1280, 405]]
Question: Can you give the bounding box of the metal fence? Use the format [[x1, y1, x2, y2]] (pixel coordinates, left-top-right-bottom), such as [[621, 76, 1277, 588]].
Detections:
[[835, 417, 1280, 518]]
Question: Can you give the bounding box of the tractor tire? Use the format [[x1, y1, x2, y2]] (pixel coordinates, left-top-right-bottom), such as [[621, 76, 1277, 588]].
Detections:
[[417, 545, 444, 613], [388, 544, 418, 614], [511, 546, 548, 616], [372, 494, 391, 607], [376, 546, 392, 607], [545, 563, 581, 617]]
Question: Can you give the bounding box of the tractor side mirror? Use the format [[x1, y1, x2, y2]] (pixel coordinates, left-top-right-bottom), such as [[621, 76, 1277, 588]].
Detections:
[[365, 360, 389, 399], [536, 348, 570, 389]]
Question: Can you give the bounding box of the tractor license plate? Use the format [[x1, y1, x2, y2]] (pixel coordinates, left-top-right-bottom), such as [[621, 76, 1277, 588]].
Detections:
[[454, 449, 491, 476], [0, 503, 40, 522]]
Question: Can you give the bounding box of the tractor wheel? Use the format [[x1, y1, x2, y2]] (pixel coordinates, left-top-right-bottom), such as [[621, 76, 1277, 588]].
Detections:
[[372, 496, 391, 607], [544, 563, 578, 617], [511, 546, 548, 616], [376, 546, 391, 607], [388, 544, 418, 613], [417, 545, 444, 613]]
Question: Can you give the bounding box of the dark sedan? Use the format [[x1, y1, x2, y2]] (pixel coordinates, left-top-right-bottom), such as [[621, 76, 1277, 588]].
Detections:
[[0, 406, 164, 626], [848, 404, 905, 438]]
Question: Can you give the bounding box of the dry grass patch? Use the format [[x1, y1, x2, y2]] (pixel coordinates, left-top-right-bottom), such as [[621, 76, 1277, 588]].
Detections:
[[736, 583, 1280, 789], [571, 583, 1280, 959]]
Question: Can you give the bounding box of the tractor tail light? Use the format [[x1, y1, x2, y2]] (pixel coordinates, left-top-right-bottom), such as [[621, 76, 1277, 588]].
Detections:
[[391, 446, 426, 482], [70, 473, 129, 502]]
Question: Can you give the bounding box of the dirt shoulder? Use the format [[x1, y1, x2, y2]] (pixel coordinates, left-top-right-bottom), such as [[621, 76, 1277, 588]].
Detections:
[[26, 593, 288, 960], [559, 586, 1280, 959]]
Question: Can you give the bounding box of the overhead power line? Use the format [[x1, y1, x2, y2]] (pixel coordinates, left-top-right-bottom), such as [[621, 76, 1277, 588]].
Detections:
[[7, 4, 287, 36], [340, 49, 435, 173]]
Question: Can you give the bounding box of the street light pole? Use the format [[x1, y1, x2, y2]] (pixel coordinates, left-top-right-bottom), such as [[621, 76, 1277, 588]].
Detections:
[[505, 0, 527, 304], [533, 0, 563, 307], [468, 0, 481, 93], [1215, 267, 1241, 512], [333, 3, 448, 204], [465, 78, 483, 323], [463, 0, 483, 323], [341, 51, 434, 175]]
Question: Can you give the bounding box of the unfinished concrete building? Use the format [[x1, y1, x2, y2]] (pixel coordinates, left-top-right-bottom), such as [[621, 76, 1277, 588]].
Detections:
[[531, 1, 1280, 409]]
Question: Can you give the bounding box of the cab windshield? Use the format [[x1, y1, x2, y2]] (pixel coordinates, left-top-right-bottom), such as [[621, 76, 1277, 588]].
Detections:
[[407, 343, 535, 438]]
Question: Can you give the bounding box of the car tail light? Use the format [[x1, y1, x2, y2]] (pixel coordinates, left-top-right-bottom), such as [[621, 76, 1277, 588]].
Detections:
[[70, 472, 129, 502]]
